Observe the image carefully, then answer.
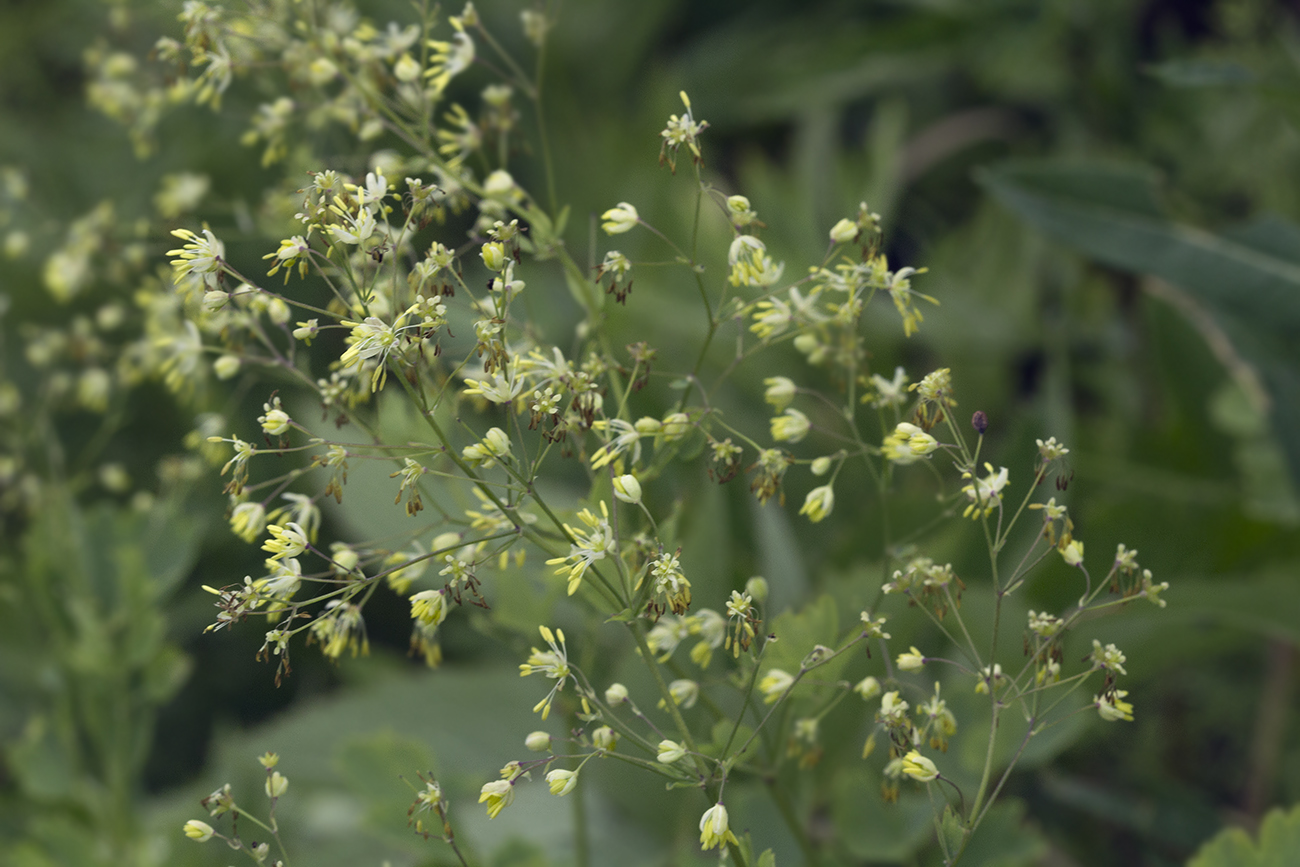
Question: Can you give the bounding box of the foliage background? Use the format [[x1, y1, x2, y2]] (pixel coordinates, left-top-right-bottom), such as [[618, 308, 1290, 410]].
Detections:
[[1, 0, 1299, 866]]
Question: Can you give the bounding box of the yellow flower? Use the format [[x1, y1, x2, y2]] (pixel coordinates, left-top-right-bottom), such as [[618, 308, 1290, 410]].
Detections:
[[896, 646, 926, 672], [478, 779, 514, 818], [901, 750, 939, 782], [961, 463, 1009, 519], [882, 422, 939, 465], [183, 820, 214, 842], [262, 522, 307, 560], [519, 625, 572, 719], [770, 408, 810, 443], [763, 376, 796, 411], [229, 502, 266, 543], [410, 590, 448, 628], [853, 676, 881, 700], [265, 771, 288, 798], [545, 768, 578, 796], [699, 803, 739, 851], [1096, 690, 1134, 722], [759, 668, 795, 703], [798, 484, 834, 523], [657, 740, 687, 763], [600, 202, 639, 234]]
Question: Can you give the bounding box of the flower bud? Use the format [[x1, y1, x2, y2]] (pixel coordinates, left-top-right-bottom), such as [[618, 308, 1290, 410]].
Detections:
[[763, 376, 796, 411], [600, 202, 639, 235], [591, 725, 618, 751], [183, 820, 214, 842], [213, 354, 241, 380], [971, 410, 988, 435], [604, 683, 629, 705], [612, 474, 642, 505], [660, 412, 690, 442], [634, 416, 662, 435], [657, 739, 687, 763], [744, 576, 768, 604], [265, 771, 288, 798], [525, 731, 552, 752], [770, 408, 811, 443], [829, 217, 859, 244], [896, 646, 926, 671], [394, 53, 421, 82], [810, 456, 831, 476], [480, 241, 506, 272], [546, 768, 579, 795]]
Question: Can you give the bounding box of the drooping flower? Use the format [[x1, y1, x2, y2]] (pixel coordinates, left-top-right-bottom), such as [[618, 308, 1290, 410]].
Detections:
[[545, 768, 579, 796], [900, 750, 939, 782], [798, 484, 834, 523], [698, 803, 739, 851], [600, 202, 639, 234], [896, 646, 926, 671], [882, 422, 939, 465], [183, 820, 215, 842], [545, 504, 615, 595], [478, 779, 515, 819], [1096, 689, 1134, 722], [167, 227, 225, 288], [519, 625, 573, 719], [770, 408, 810, 443], [1059, 538, 1085, 567], [759, 668, 795, 703], [657, 739, 687, 764], [262, 522, 308, 560], [763, 376, 796, 411], [410, 589, 448, 629]]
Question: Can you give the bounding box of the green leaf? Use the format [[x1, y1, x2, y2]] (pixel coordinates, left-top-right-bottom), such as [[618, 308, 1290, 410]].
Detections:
[[830, 772, 932, 861], [940, 804, 968, 860], [977, 162, 1300, 326], [958, 800, 1049, 867], [978, 160, 1300, 487], [759, 595, 844, 688], [755, 848, 777, 867], [1187, 803, 1300, 867]]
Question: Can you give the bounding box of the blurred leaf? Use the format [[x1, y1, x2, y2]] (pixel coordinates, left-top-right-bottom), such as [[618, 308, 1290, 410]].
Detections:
[[333, 730, 435, 843], [940, 804, 967, 859], [1145, 60, 1256, 88], [956, 800, 1049, 867], [181, 664, 665, 867], [831, 771, 933, 862], [978, 160, 1300, 488], [977, 161, 1300, 327], [759, 595, 843, 686], [1185, 807, 1300, 866], [6, 717, 77, 803]]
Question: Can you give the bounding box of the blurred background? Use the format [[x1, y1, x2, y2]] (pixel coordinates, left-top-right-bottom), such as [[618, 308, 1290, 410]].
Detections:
[[2, 0, 1299, 865]]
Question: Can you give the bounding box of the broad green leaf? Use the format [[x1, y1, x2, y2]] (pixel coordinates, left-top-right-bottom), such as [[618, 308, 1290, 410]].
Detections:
[[759, 595, 844, 688], [1187, 803, 1300, 867], [831, 771, 933, 862]]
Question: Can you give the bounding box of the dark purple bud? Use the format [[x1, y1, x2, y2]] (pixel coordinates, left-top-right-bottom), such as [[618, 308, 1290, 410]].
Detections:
[[971, 411, 988, 435]]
